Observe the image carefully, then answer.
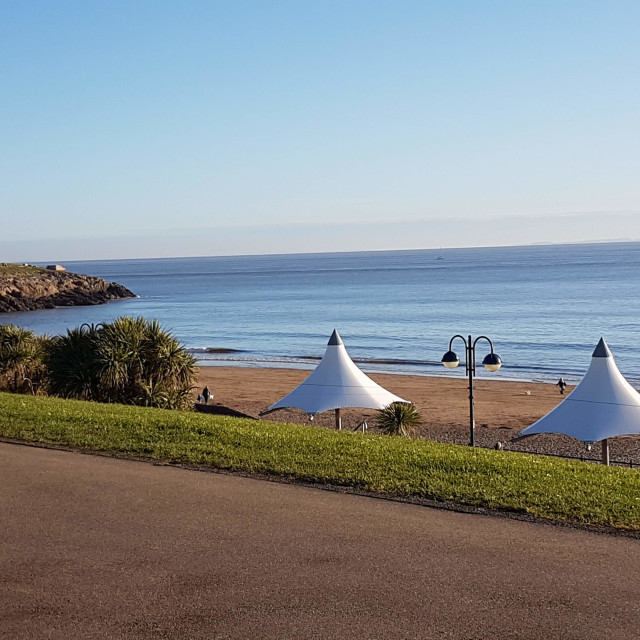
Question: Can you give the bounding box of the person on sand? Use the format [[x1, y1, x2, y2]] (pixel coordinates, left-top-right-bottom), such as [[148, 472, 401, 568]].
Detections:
[[556, 378, 567, 395], [202, 386, 212, 404]]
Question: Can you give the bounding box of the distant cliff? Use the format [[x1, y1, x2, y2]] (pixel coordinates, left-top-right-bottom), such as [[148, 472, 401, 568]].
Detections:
[[0, 265, 136, 313]]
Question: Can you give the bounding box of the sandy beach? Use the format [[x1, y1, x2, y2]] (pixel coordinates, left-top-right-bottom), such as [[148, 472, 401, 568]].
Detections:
[[194, 366, 639, 464]]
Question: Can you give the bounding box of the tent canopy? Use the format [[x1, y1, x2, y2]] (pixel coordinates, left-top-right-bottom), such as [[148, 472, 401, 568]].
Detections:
[[265, 329, 409, 415], [518, 338, 640, 443]]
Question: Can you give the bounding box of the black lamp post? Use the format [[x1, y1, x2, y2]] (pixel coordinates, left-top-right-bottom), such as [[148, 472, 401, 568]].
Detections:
[[441, 335, 502, 447]]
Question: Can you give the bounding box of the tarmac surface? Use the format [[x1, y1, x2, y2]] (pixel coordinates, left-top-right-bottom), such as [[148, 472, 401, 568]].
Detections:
[[1, 443, 639, 639]]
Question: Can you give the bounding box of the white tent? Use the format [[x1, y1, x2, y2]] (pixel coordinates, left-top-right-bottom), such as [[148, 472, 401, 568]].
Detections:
[[263, 329, 409, 428], [517, 338, 640, 464]]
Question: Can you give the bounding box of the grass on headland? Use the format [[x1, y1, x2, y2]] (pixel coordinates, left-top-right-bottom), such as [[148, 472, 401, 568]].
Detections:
[[1, 392, 639, 530], [0, 263, 44, 276]]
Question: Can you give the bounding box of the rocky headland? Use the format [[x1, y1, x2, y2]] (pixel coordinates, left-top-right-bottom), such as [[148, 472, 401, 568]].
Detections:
[[0, 265, 136, 313]]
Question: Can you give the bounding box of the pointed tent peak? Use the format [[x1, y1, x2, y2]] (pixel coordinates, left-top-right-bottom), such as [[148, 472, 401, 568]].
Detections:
[[517, 337, 640, 443], [266, 329, 409, 414], [592, 338, 612, 358]]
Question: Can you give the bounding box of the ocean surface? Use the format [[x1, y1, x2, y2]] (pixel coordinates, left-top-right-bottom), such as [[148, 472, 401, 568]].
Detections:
[[5, 242, 640, 384]]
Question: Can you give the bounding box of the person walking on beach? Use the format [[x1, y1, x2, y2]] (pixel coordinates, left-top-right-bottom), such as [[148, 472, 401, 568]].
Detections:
[[202, 386, 211, 404], [556, 378, 567, 395]]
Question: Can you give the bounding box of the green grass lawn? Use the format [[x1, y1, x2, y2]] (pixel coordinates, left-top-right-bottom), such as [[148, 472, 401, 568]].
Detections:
[[1, 391, 639, 530], [0, 263, 45, 276]]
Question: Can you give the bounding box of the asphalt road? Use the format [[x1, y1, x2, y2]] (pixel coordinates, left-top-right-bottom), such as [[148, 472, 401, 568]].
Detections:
[[1, 443, 639, 639]]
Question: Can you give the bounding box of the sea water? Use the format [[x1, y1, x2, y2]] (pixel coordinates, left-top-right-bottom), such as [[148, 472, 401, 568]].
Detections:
[[5, 242, 640, 384]]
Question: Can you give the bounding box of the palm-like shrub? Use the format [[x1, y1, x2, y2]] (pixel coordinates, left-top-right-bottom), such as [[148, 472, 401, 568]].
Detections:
[[376, 402, 421, 436], [0, 324, 49, 393], [94, 317, 146, 401], [47, 317, 196, 409], [47, 324, 100, 400]]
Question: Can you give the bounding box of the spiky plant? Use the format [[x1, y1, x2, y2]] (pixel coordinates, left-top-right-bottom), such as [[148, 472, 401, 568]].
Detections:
[[376, 402, 421, 436], [138, 319, 195, 391], [47, 317, 196, 409], [94, 317, 145, 402], [0, 324, 48, 393], [46, 324, 100, 400]]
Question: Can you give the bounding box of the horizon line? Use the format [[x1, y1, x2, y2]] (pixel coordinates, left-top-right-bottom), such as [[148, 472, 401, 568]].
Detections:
[[18, 237, 640, 265]]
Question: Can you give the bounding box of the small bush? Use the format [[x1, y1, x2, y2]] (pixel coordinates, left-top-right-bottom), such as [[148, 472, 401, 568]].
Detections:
[[376, 402, 421, 436]]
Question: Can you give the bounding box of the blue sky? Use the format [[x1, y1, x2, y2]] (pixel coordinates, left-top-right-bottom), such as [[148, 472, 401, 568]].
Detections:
[[2, 1, 639, 261]]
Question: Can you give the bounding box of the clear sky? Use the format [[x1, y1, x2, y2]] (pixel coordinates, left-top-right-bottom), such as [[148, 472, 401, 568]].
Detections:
[[2, 1, 639, 261]]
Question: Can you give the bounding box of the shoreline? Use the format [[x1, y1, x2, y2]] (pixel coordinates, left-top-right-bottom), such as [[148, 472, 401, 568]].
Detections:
[[194, 359, 573, 385]]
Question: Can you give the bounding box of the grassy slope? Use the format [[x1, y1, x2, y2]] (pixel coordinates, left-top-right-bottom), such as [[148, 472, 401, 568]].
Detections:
[[1, 392, 639, 529]]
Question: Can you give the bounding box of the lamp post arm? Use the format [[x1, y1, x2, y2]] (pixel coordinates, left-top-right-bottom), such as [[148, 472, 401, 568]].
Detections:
[[472, 335, 496, 353], [448, 334, 468, 352]]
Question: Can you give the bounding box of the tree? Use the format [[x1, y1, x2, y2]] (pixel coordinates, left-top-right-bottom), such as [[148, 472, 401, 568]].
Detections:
[[376, 402, 421, 436]]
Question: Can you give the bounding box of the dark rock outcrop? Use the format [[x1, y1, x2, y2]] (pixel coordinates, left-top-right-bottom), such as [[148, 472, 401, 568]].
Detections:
[[0, 268, 137, 313]]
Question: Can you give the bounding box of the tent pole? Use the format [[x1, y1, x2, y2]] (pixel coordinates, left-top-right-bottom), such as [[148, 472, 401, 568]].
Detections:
[[601, 439, 610, 466], [335, 408, 341, 430]]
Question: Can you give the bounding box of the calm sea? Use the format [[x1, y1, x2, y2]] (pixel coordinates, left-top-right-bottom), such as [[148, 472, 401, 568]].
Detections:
[[5, 242, 640, 384]]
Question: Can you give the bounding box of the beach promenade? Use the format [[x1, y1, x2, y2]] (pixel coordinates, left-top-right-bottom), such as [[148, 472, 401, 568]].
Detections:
[[2, 443, 638, 639]]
